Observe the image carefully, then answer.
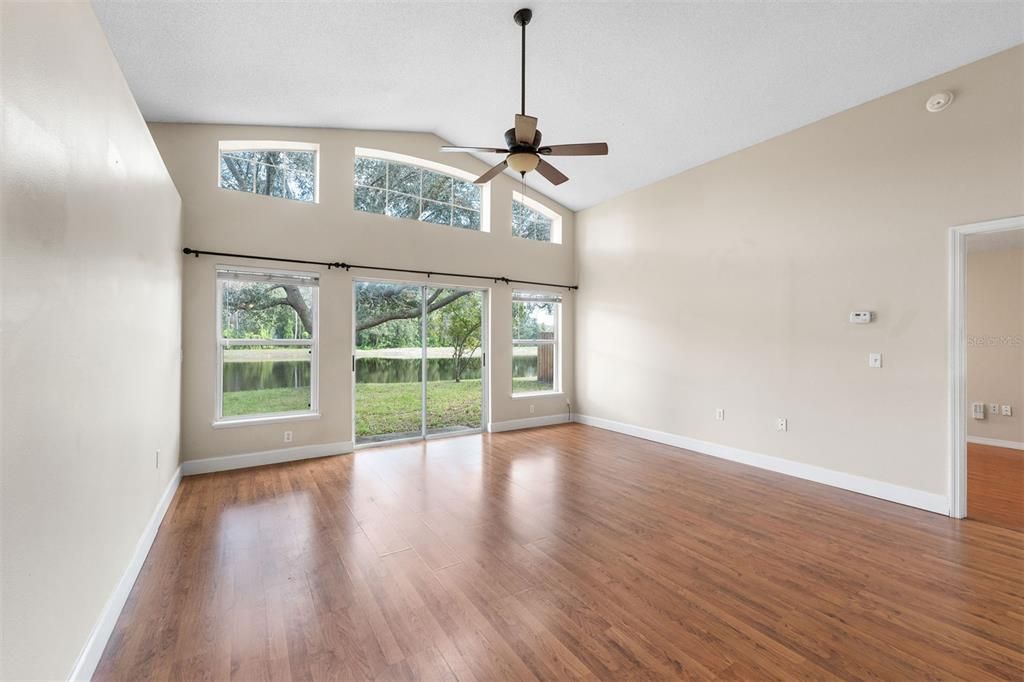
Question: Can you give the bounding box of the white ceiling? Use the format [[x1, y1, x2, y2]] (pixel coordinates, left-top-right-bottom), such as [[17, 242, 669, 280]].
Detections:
[[92, 1, 1023, 211]]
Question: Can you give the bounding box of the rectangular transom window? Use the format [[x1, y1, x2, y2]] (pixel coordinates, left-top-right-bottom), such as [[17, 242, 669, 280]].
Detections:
[[512, 191, 562, 243], [218, 141, 318, 203], [216, 267, 319, 423], [354, 152, 483, 230], [512, 291, 561, 395]]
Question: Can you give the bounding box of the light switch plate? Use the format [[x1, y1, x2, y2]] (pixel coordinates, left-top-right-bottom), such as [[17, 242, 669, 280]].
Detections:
[[868, 353, 882, 368]]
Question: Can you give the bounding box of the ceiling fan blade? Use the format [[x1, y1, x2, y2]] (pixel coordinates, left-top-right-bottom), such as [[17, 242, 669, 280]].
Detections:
[[441, 146, 508, 154], [535, 158, 568, 185], [474, 160, 508, 184], [515, 114, 538, 145], [538, 142, 609, 156]]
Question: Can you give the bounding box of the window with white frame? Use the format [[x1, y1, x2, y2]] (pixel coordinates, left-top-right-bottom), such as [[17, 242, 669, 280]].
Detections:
[[216, 268, 319, 422], [512, 291, 561, 394], [218, 142, 318, 203], [512, 192, 561, 243], [354, 153, 483, 230]]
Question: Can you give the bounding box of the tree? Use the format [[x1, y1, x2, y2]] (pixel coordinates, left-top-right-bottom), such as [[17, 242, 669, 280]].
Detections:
[[428, 293, 481, 382]]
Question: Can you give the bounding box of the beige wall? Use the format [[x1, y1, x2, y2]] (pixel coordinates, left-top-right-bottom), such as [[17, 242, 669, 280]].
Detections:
[[148, 124, 575, 462], [575, 46, 1023, 498], [0, 3, 183, 680], [966, 247, 1024, 443]]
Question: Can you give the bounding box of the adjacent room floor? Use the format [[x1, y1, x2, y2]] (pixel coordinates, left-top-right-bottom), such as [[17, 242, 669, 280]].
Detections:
[[96, 424, 1024, 680], [968, 441, 1024, 532]]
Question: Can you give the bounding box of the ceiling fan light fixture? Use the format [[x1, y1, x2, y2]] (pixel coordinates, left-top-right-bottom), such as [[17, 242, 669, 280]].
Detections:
[[507, 152, 540, 173]]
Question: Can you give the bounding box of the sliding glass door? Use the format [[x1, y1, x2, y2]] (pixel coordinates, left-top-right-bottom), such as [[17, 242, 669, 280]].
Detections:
[[354, 281, 486, 446]]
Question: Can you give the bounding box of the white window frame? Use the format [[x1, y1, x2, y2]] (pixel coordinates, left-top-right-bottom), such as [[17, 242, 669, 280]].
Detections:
[[512, 191, 562, 244], [512, 291, 562, 396], [217, 140, 320, 204], [354, 147, 491, 232], [214, 265, 320, 427]]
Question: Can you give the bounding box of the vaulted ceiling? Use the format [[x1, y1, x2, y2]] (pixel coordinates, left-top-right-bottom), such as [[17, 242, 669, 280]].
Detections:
[[92, 1, 1023, 211]]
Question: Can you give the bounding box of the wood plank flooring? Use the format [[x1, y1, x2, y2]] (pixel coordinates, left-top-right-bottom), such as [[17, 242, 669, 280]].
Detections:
[[95, 424, 1024, 680], [968, 441, 1024, 532]]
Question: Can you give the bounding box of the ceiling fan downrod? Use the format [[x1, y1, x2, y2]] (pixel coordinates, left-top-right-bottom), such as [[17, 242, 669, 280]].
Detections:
[[514, 8, 531, 116]]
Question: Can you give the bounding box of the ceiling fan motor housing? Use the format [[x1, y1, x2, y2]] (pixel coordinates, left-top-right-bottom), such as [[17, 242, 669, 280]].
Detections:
[[504, 127, 541, 150]]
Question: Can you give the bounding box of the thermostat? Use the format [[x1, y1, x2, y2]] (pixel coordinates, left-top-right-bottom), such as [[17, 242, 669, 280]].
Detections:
[[849, 311, 873, 324]]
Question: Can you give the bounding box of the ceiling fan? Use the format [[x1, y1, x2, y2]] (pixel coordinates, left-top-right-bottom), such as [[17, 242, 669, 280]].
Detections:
[[441, 8, 608, 186]]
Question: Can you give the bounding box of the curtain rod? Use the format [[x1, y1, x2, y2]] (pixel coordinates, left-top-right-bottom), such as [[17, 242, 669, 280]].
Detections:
[[182, 248, 578, 291]]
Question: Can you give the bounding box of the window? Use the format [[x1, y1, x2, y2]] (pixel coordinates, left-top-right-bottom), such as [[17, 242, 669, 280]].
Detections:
[[218, 142, 317, 202], [216, 268, 319, 423], [354, 152, 483, 230], [512, 192, 562, 243], [512, 291, 561, 394]]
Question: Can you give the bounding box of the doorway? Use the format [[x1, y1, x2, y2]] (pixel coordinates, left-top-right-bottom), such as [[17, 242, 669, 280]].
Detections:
[[949, 216, 1024, 524], [353, 279, 487, 446]]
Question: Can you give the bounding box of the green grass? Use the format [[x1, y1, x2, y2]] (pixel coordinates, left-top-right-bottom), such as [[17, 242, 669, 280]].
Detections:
[[222, 386, 310, 416], [223, 378, 552, 437]]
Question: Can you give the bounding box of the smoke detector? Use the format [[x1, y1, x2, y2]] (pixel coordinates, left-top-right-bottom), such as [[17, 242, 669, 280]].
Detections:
[[925, 91, 954, 113]]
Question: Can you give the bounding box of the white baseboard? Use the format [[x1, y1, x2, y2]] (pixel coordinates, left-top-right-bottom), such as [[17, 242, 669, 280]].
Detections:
[[182, 440, 353, 476], [574, 414, 948, 515], [489, 413, 570, 433], [967, 436, 1024, 451], [68, 465, 182, 681]]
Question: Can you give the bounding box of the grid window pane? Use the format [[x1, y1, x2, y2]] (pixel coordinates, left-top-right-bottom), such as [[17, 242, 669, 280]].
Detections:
[[453, 181, 482, 210], [354, 156, 387, 188], [422, 170, 453, 202], [354, 185, 386, 214], [386, 192, 420, 219], [420, 200, 452, 226], [220, 155, 255, 192], [218, 148, 316, 203], [452, 207, 481, 230], [355, 156, 483, 231], [387, 161, 421, 195], [513, 200, 553, 242]]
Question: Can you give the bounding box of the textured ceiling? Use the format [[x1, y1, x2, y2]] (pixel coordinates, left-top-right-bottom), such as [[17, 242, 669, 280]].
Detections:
[[92, 1, 1023, 211]]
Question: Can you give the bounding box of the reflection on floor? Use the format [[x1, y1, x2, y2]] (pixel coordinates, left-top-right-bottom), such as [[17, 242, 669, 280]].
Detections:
[[95, 425, 1023, 680], [968, 441, 1024, 532]]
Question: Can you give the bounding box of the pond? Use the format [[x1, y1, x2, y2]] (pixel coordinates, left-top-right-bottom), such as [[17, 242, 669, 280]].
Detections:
[[223, 356, 540, 391]]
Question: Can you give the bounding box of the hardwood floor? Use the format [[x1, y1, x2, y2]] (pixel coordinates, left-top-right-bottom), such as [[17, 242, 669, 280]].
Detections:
[[968, 441, 1024, 532], [95, 424, 1024, 680]]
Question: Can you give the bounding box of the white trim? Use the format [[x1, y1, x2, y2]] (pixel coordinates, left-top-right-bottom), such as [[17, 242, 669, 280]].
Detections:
[[574, 414, 949, 515], [967, 436, 1024, 451], [949, 215, 1024, 519], [182, 441, 352, 476], [68, 465, 183, 681], [212, 412, 321, 429], [489, 413, 570, 433]]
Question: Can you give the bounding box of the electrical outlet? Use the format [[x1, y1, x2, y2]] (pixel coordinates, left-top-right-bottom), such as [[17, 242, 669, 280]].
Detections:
[[155, 449, 160, 469], [283, 430, 293, 443], [776, 418, 788, 432], [529, 404, 535, 414], [715, 408, 725, 421], [1002, 405, 1013, 417]]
